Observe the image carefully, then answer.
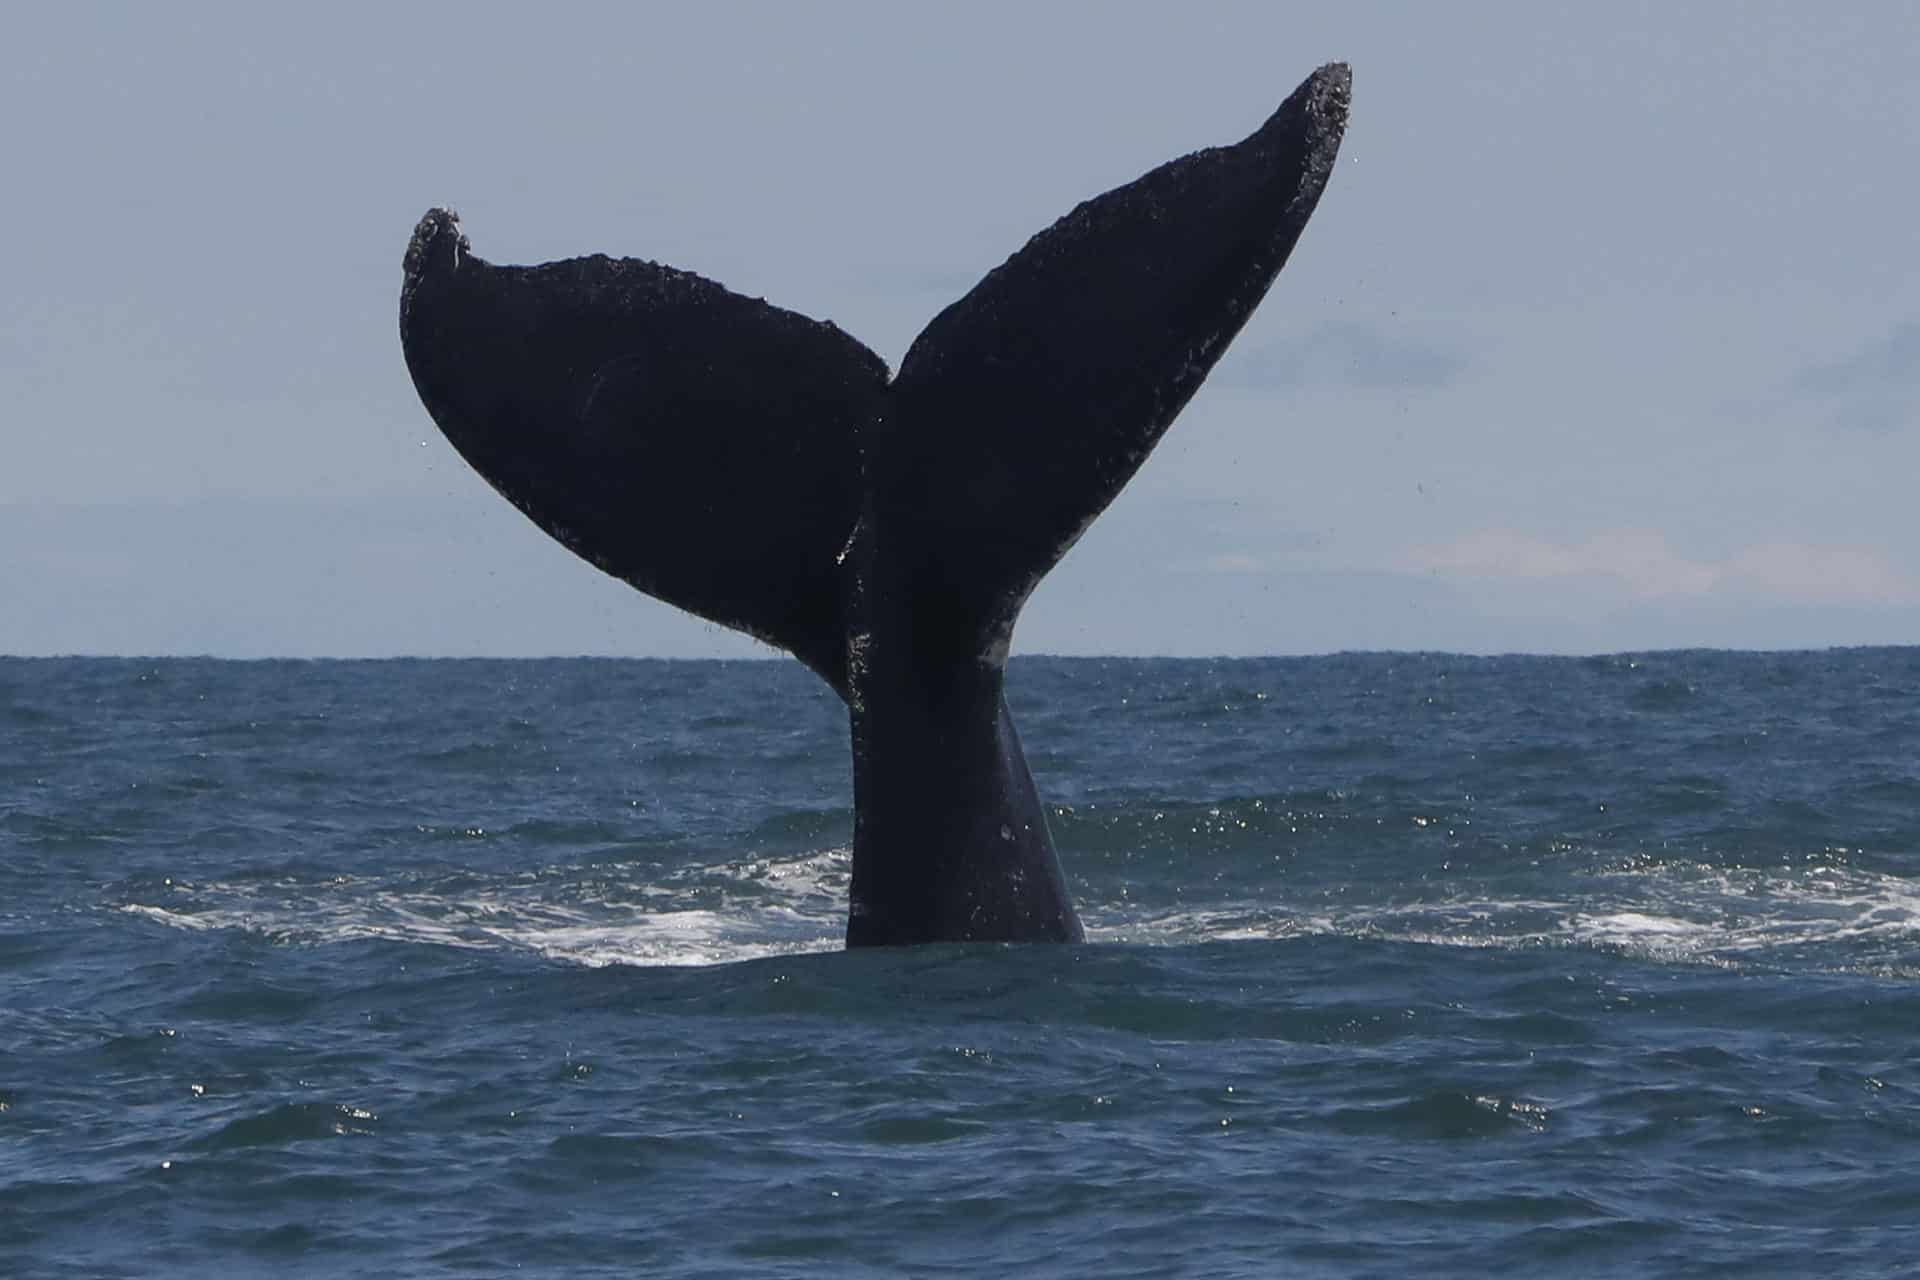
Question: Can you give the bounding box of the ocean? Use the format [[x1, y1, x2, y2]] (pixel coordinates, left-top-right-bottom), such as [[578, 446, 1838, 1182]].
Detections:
[[4, 651, 1917, 1276]]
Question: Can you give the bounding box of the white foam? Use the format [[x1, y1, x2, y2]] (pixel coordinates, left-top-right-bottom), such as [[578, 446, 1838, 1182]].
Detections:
[[116, 849, 1920, 972], [1078, 864, 1920, 971], [118, 848, 850, 968]]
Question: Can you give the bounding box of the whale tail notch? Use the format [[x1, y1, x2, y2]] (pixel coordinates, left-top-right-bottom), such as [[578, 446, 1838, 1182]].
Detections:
[[398, 63, 1351, 945]]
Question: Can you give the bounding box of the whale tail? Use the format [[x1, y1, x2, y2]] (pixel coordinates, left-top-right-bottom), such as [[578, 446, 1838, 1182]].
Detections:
[[399, 64, 1351, 945]]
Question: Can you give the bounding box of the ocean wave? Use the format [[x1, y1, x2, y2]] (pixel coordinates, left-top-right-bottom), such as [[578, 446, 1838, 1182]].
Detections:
[[1090, 861, 1920, 973], [117, 849, 853, 968], [114, 845, 1920, 974]]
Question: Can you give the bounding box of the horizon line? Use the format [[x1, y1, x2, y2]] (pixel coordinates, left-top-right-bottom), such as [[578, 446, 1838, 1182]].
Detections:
[[3, 644, 1911, 664]]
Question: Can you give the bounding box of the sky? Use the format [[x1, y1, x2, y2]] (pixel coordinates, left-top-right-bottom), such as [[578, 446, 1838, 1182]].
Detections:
[[5, 2, 1917, 658]]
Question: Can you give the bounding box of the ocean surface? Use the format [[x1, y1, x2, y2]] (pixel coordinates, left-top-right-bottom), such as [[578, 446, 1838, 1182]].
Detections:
[[4, 651, 1918, 1277]]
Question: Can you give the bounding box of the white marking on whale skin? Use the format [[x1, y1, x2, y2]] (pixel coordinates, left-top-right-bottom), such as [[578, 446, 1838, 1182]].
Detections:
[[845, 628, 873, 713], [834, 517, 862, 568]]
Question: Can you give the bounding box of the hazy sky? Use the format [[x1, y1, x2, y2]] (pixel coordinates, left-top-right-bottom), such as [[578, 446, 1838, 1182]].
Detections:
[[6, 3, 1917, 657]]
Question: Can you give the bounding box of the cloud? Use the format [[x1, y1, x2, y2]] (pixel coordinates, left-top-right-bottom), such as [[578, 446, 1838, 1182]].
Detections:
[[1789, 320, 1920, 433], [1194, 552, 1268, 574], [1409, 529, 1919, 606], [1724, 542, 1919, 604], [1222, 321, 1469, 391]]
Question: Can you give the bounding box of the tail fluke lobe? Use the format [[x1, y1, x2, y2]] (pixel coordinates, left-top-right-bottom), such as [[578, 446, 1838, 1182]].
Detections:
[[399, 210, 886, 693], [879, 64, 1351, 654]]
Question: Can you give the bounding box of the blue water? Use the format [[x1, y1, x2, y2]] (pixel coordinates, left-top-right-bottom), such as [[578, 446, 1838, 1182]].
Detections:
[[4, 652, 1919, 1276]]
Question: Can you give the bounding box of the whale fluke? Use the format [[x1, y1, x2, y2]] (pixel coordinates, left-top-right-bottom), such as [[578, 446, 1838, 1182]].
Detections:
[[400, 63, 1350, 946], [880, 64, 1350, 653], [400, 213, 885, 695]]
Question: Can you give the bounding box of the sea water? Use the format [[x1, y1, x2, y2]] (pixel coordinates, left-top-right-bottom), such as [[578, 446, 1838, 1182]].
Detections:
[[4, 652, 1918, 1276]]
